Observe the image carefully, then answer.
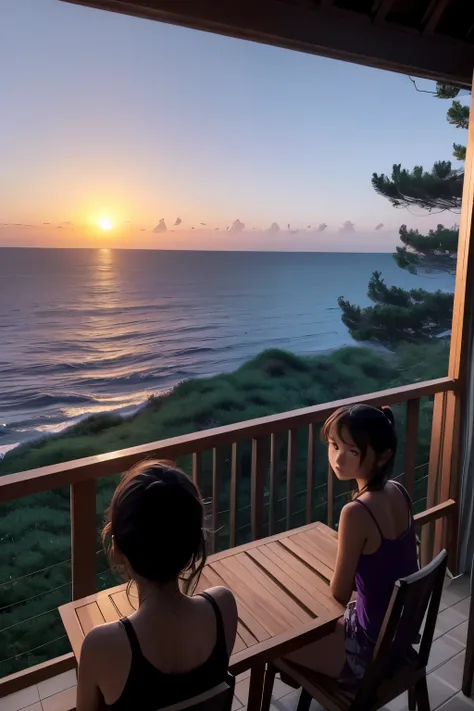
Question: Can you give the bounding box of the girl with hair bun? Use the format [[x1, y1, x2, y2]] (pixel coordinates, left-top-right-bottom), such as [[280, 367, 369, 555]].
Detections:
[[76, 460, 237, 711], [281, 404, 418, 686]]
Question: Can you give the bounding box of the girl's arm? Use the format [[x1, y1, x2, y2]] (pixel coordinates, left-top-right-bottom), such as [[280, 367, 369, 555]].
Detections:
[[330, 502, 366, 606], [76, 629, 107, 711]]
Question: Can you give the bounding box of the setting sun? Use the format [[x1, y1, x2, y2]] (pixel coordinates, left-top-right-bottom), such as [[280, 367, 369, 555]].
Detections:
[[97, 217, 113, 231]]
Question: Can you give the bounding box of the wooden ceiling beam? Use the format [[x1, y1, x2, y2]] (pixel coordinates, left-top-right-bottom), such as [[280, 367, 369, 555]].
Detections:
[[60, 0, 474, 87], [422, 0, 450, 35]]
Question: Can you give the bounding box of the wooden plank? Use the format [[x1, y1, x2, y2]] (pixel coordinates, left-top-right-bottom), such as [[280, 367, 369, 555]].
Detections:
[[200, 567, 270, 643], [247, 665, 266, 711], [265, 542, 340, 610], [70, 479, 97, 600], [414, 499, 456, 527], [247, 547, 326, 617], [0, 654, 76, 700], [306, 423, 315, 524], [280, 536, 334, 582], [373, 0, 395, 23], [296, 530, 338, 571], [229, 442, 238, 548], [211, 558, 294, 635], [228, 614, 340, 676], [97, 593, 122, 623], [286, 429, 297, 529], [404, 398, 420, 499], [268, 433, 278, 535], [251, 437, 268, 541], [0, 378, 455, 503], [61, 1, 474, 87], [235, 553, 309, 623], [75, 602, 105, 636], [110, 589, 136, 617], [233, 632, 246, 654]]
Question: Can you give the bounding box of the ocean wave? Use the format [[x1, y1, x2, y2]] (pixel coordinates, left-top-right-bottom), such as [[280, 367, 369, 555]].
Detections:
[[1, 392, 97, 412]]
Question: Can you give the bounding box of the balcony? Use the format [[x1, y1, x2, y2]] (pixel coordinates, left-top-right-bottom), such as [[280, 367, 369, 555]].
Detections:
[[0, 376, 462, 703]]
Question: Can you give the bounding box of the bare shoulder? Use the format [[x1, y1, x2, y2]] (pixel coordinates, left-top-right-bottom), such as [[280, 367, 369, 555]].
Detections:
[[201, 586, 238, 654], [203, 586, 237, 617], [340, 500, 366, 525], [80, 620, 126, 662]]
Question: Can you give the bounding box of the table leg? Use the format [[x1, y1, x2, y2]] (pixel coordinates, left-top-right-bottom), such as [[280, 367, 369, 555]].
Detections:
[[247, 664, 266, 711]]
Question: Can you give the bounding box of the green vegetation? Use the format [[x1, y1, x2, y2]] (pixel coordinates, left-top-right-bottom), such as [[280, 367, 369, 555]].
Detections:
[[0, 342, 448, 675], [339, 82, 469, 345]]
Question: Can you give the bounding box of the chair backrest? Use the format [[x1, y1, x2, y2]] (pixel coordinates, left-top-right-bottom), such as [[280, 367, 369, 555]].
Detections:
[[354, 549, 448, 707], [160, 676, 235, 711]]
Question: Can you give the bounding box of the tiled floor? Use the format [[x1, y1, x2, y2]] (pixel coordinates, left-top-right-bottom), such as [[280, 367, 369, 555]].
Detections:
[[1, 575, 472, 711]]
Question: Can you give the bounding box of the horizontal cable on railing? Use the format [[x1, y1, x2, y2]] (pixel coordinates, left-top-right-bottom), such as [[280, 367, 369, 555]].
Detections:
[[0, 606, 62, 634], [0, 582, 72, 614], [0, 635, 68, 666], [0, 559, 72, 588]]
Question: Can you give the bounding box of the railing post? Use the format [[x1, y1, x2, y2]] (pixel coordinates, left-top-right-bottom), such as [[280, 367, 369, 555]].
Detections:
[[306, 423, 315, 524], [70, 479, 97, 600], [251, 436, 269, 540], [404, 398, 420, 500], [268, 433, 278, 535], [421, 392, 446, 566], [229, 443, 238, 548], [210, 448, 220, 553], [286, 429, 297, 530]]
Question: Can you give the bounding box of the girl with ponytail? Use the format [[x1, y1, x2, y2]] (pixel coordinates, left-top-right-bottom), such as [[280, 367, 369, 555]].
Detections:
[[281, 404, 418, 686], [76, 460, 237, 711]]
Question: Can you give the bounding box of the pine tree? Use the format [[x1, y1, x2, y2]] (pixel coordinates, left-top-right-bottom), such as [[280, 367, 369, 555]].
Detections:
[[339, 83, 468, 345]]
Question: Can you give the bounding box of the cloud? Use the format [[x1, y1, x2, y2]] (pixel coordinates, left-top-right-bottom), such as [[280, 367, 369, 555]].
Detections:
[[375, 223, 384, 231], [200, 222, 207, 226], [174, 217, 182, 226], [339, 221, 355, 233], [230, 219, 245, 232], [317, 223, 327, 232], [153, 219, 167, 233], [267, 222, 280, 233]]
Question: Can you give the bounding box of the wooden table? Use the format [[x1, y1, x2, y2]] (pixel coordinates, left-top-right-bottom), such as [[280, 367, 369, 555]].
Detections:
[[59, 521, 344, 711]]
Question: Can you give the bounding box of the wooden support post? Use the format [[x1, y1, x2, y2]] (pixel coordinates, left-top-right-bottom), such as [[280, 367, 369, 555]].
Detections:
[[210, 448, 220, 553], [421, 392, 446, 566], [446, 81, 474, 574], [71, 479, 97, 600], [327, 462, 334, 530]]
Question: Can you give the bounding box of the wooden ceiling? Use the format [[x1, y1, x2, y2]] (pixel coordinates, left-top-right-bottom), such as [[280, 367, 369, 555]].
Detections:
[[61, 0, 474, 86]]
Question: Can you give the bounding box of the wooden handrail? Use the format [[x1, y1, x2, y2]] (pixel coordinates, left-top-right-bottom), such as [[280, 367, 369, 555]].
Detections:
[[0, 377, 455, 502], [414, 499, 457, 527]]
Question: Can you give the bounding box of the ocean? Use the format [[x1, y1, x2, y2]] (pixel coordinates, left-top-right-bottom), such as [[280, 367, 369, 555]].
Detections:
[[0, 248, 454, 453]]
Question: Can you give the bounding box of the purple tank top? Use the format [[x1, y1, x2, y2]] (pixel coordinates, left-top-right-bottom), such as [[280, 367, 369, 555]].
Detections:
[[354, 482, 418, 643]]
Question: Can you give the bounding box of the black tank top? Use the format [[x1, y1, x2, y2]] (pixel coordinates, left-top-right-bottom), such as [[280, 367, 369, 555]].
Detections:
[[108, 592, 230, 711]]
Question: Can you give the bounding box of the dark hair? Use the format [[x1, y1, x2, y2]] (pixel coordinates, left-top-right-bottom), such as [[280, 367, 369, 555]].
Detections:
[[322, 404, 397, 495], [103, 459, 206, 594]]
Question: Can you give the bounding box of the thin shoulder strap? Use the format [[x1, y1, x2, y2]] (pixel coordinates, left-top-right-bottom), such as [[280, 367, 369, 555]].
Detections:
[[120, 617, 142, 659], [199, 591, 227, 655], [354, 498, 384, 538], [391, 480, 413, 512]]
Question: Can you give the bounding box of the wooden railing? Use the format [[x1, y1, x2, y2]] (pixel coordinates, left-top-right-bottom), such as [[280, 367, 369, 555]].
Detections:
[[0, 375, 460, 696]]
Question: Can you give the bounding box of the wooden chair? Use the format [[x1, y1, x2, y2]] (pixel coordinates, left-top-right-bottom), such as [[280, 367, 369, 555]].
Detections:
[[462, 554, 474, 697], [261, 550, 447, 711]]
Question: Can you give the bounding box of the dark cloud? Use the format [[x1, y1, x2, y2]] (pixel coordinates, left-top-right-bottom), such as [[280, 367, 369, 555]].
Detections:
[[230, 219, 245, 232], [214, 227, 219, 231], [140, 228, 146, 231], [267, 222, 280, 233], [200, 222, 207, 226], [339, 221, 355, 233], [317, 223, 327, 232], [43, 222, 50, 225], [375, 223, 384, 231], [153, 219, 167, 233], [174, 217, 182, 226]]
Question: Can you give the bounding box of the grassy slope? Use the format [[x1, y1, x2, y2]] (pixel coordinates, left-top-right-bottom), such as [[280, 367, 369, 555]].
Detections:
[[0, 342, 448, 674]]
